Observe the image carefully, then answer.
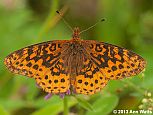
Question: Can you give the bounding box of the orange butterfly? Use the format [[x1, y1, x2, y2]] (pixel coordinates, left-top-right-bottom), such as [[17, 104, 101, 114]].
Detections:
[[4, 12, 146, 99]]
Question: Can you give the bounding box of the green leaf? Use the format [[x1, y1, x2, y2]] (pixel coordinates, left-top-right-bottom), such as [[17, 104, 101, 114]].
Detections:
[[86, 94, 119, 115], [32, 103, 62, 115], [75, 96, 94, 111], [32, 96, 77, 115]]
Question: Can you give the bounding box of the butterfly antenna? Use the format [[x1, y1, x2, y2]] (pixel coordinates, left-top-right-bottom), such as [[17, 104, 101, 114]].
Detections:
[[80, 18, 106, 34], [56, 10, 73, 32]]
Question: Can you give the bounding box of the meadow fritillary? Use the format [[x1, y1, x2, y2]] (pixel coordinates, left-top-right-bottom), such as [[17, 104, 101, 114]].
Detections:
[[4, 27, 146, 97]]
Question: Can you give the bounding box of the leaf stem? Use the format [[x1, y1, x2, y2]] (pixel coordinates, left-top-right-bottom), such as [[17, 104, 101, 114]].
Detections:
[[63, 96, 68, 115]]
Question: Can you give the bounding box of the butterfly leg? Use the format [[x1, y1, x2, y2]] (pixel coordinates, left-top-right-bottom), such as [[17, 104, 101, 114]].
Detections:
[[44, 93, 52, 100]]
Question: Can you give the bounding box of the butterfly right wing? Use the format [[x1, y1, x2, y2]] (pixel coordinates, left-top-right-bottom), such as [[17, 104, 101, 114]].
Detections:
[[82, 40, 146, 80], [73, 40, 146, 95]]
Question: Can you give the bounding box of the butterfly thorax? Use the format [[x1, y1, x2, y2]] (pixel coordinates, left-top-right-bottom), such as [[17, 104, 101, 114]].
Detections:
[[62, 43, 84, 74]]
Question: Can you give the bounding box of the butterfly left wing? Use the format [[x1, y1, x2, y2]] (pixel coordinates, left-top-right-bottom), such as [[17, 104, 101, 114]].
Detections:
[[4, 40, 71, 94]]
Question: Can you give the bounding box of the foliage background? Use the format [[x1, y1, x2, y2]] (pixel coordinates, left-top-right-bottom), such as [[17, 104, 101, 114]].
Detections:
[[0, 0, 153, 115]]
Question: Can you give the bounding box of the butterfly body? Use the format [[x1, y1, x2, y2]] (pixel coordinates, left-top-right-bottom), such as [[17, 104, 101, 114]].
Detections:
[[4, 27, 146, 95]]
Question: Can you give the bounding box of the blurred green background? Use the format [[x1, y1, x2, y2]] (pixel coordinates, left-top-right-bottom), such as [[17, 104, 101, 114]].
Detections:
[[0, 0, 153, 115]]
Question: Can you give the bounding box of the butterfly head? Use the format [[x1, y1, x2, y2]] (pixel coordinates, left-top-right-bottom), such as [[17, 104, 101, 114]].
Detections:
[[72, 27, 81, 41]]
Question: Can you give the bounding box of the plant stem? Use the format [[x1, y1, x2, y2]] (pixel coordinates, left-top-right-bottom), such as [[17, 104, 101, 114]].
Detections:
[[63, 96, 68, 115]]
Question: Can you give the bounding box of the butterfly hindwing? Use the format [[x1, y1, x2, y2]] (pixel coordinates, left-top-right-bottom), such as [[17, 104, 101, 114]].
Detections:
[[73, 55, 108, 95]]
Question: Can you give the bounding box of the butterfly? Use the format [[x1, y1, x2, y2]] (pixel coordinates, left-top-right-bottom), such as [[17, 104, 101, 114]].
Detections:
[[4, 26, 146, 98]]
